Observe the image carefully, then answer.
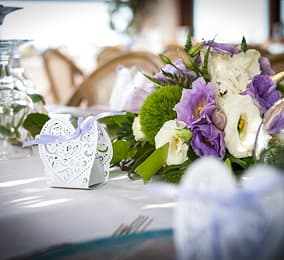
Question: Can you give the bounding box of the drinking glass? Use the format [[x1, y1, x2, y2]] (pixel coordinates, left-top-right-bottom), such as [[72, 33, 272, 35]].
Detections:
[[0, 40, 14, 89], [0, 88, 33, 160], [254, 98, 284, 170]]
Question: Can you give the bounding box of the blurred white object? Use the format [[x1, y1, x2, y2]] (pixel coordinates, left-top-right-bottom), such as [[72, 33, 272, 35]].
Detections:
[[174, 157, 284, 260], [174, 157, 237, 260], [109, 65, 152, 112], [38, 116, 112, 189], [146, 157, 284, 260], [109, 65, 136, 111]]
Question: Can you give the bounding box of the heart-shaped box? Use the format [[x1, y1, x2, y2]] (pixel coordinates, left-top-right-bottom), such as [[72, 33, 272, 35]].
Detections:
[[38, 116, 112, 189]]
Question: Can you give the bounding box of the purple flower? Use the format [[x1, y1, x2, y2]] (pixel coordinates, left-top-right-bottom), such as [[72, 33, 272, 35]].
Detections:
[[204, 41, 240, 55], [175, 77, 217, 127], [259, 56, 274, 76], [195, 55, 202, 65], [191, 122, 225, 159], [155, 58, 197, 85], [243, 75, 281, 113], [265, 112, 284, 135]]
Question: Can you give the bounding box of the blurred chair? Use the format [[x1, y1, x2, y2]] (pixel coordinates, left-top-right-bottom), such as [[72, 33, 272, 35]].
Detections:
[[268, 53, 284, 73], [67, 51, 162, 107], [42, 48, 85, 104], [20, 48, 53, 102], [248, 44, 271, 56], [96, 46, 125, 66], [161, 43, 185, 61]]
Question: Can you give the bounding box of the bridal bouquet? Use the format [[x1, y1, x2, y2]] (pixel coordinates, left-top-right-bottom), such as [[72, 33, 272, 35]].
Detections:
[[100, 35, 284, 183]]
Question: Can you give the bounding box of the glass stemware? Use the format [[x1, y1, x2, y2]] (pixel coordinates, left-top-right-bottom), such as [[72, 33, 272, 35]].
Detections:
[[0, 88, 33, 160], [254, 98, 284, 170], [0, 39, 33, 91], [0, 40, 14, 89], [0, 40, 36, 160]]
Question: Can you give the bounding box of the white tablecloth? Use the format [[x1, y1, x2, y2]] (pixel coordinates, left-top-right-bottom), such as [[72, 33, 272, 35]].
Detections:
[[0, 149, 175, 259]]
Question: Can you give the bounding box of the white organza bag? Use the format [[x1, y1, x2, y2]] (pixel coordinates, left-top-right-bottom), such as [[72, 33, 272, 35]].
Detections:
[[146, 157, 284, 260]]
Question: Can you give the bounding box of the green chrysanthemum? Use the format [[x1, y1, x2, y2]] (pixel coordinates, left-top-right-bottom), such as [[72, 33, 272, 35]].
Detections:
[[139, 85, 183, 144]]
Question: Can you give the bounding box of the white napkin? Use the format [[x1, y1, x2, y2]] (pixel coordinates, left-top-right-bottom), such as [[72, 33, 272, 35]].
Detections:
[[109, 65, 152, 112]]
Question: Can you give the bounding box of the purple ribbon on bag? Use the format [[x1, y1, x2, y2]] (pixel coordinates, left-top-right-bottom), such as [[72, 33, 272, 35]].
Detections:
[[23, 111, 124, 147], [145, 172, 284, 260]]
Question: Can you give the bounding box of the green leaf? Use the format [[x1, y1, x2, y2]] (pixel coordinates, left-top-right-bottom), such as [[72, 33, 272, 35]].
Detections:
[[11, 104, 27, 113], [160, 69, 185, 87], [135, 143, 169, 183], [225, 153, 254, 171], [241, 36, 248, 53], [161, 159, 191, 184], [98, 112, 135, 139], [129, 142, 155, 172], [224, 158, 232, 170], [23, 113, 50, 137], [184, 32, 193, 54], [111, 140, 136, 165], [0, 125, 12, 137], [28, 94, 46, 105], [277, 81, 284, 96], [202, 42, 211, 81], [142, 72, 166, 86], [189, 42, 203, 57]]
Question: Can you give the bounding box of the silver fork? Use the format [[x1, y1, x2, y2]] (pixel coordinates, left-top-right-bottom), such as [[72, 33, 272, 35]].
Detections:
[[112, 215, 153, 237]]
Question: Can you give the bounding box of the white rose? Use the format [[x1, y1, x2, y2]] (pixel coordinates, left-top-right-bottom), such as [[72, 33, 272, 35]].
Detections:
[[207, 49, 261, 95], [132, 116, 146, 141], [155, 120, 191, 165], [219, 93, 262, 158]]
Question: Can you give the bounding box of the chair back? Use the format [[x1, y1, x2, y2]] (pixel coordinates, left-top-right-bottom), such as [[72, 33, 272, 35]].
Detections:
[[96, 46, 125, 66], [67, 51, 162, 107], [268, 53, 284, 73], [42, 48, 85, 104]]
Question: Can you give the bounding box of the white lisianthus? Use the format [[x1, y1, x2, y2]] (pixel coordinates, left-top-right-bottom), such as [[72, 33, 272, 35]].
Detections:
[[207, 49, 261, 95], [155, 120, 191, 165], [132, 116, 146, 141], [219, 93, 262, 158]]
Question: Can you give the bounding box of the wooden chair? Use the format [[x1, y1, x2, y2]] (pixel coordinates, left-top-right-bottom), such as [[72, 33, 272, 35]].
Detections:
[[96, 46, 125, 66], [67, 51, 162, 107], [42, 48, 85, 104], [248, 44, 271, 56], [268, 53, 284, 73]]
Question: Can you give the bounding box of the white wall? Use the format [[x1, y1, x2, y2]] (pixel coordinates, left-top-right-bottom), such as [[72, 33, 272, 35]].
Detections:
[[1, 1, 128, 52], [194, 0, 269, 43]]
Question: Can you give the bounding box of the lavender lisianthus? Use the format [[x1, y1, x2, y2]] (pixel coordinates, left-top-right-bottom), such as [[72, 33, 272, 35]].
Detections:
[[259, 56, 274, 76], [265, 112, 284, 135], [243, 75, 281, 113], [155, 58, 197, 85], [191, 122, 225, 159], [204, 41, 240, 55], [175, 77, 217, 127]]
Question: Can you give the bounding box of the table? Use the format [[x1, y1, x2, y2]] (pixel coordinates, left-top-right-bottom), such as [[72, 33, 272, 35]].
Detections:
[[0, 149, 175, 259]]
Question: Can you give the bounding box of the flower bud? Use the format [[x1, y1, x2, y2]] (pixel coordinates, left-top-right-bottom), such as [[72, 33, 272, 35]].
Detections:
[[189, 42, 203, 57], [181, 52, 196, 71], [159, 54, 172, 65], [212, 109, 227, 130]]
